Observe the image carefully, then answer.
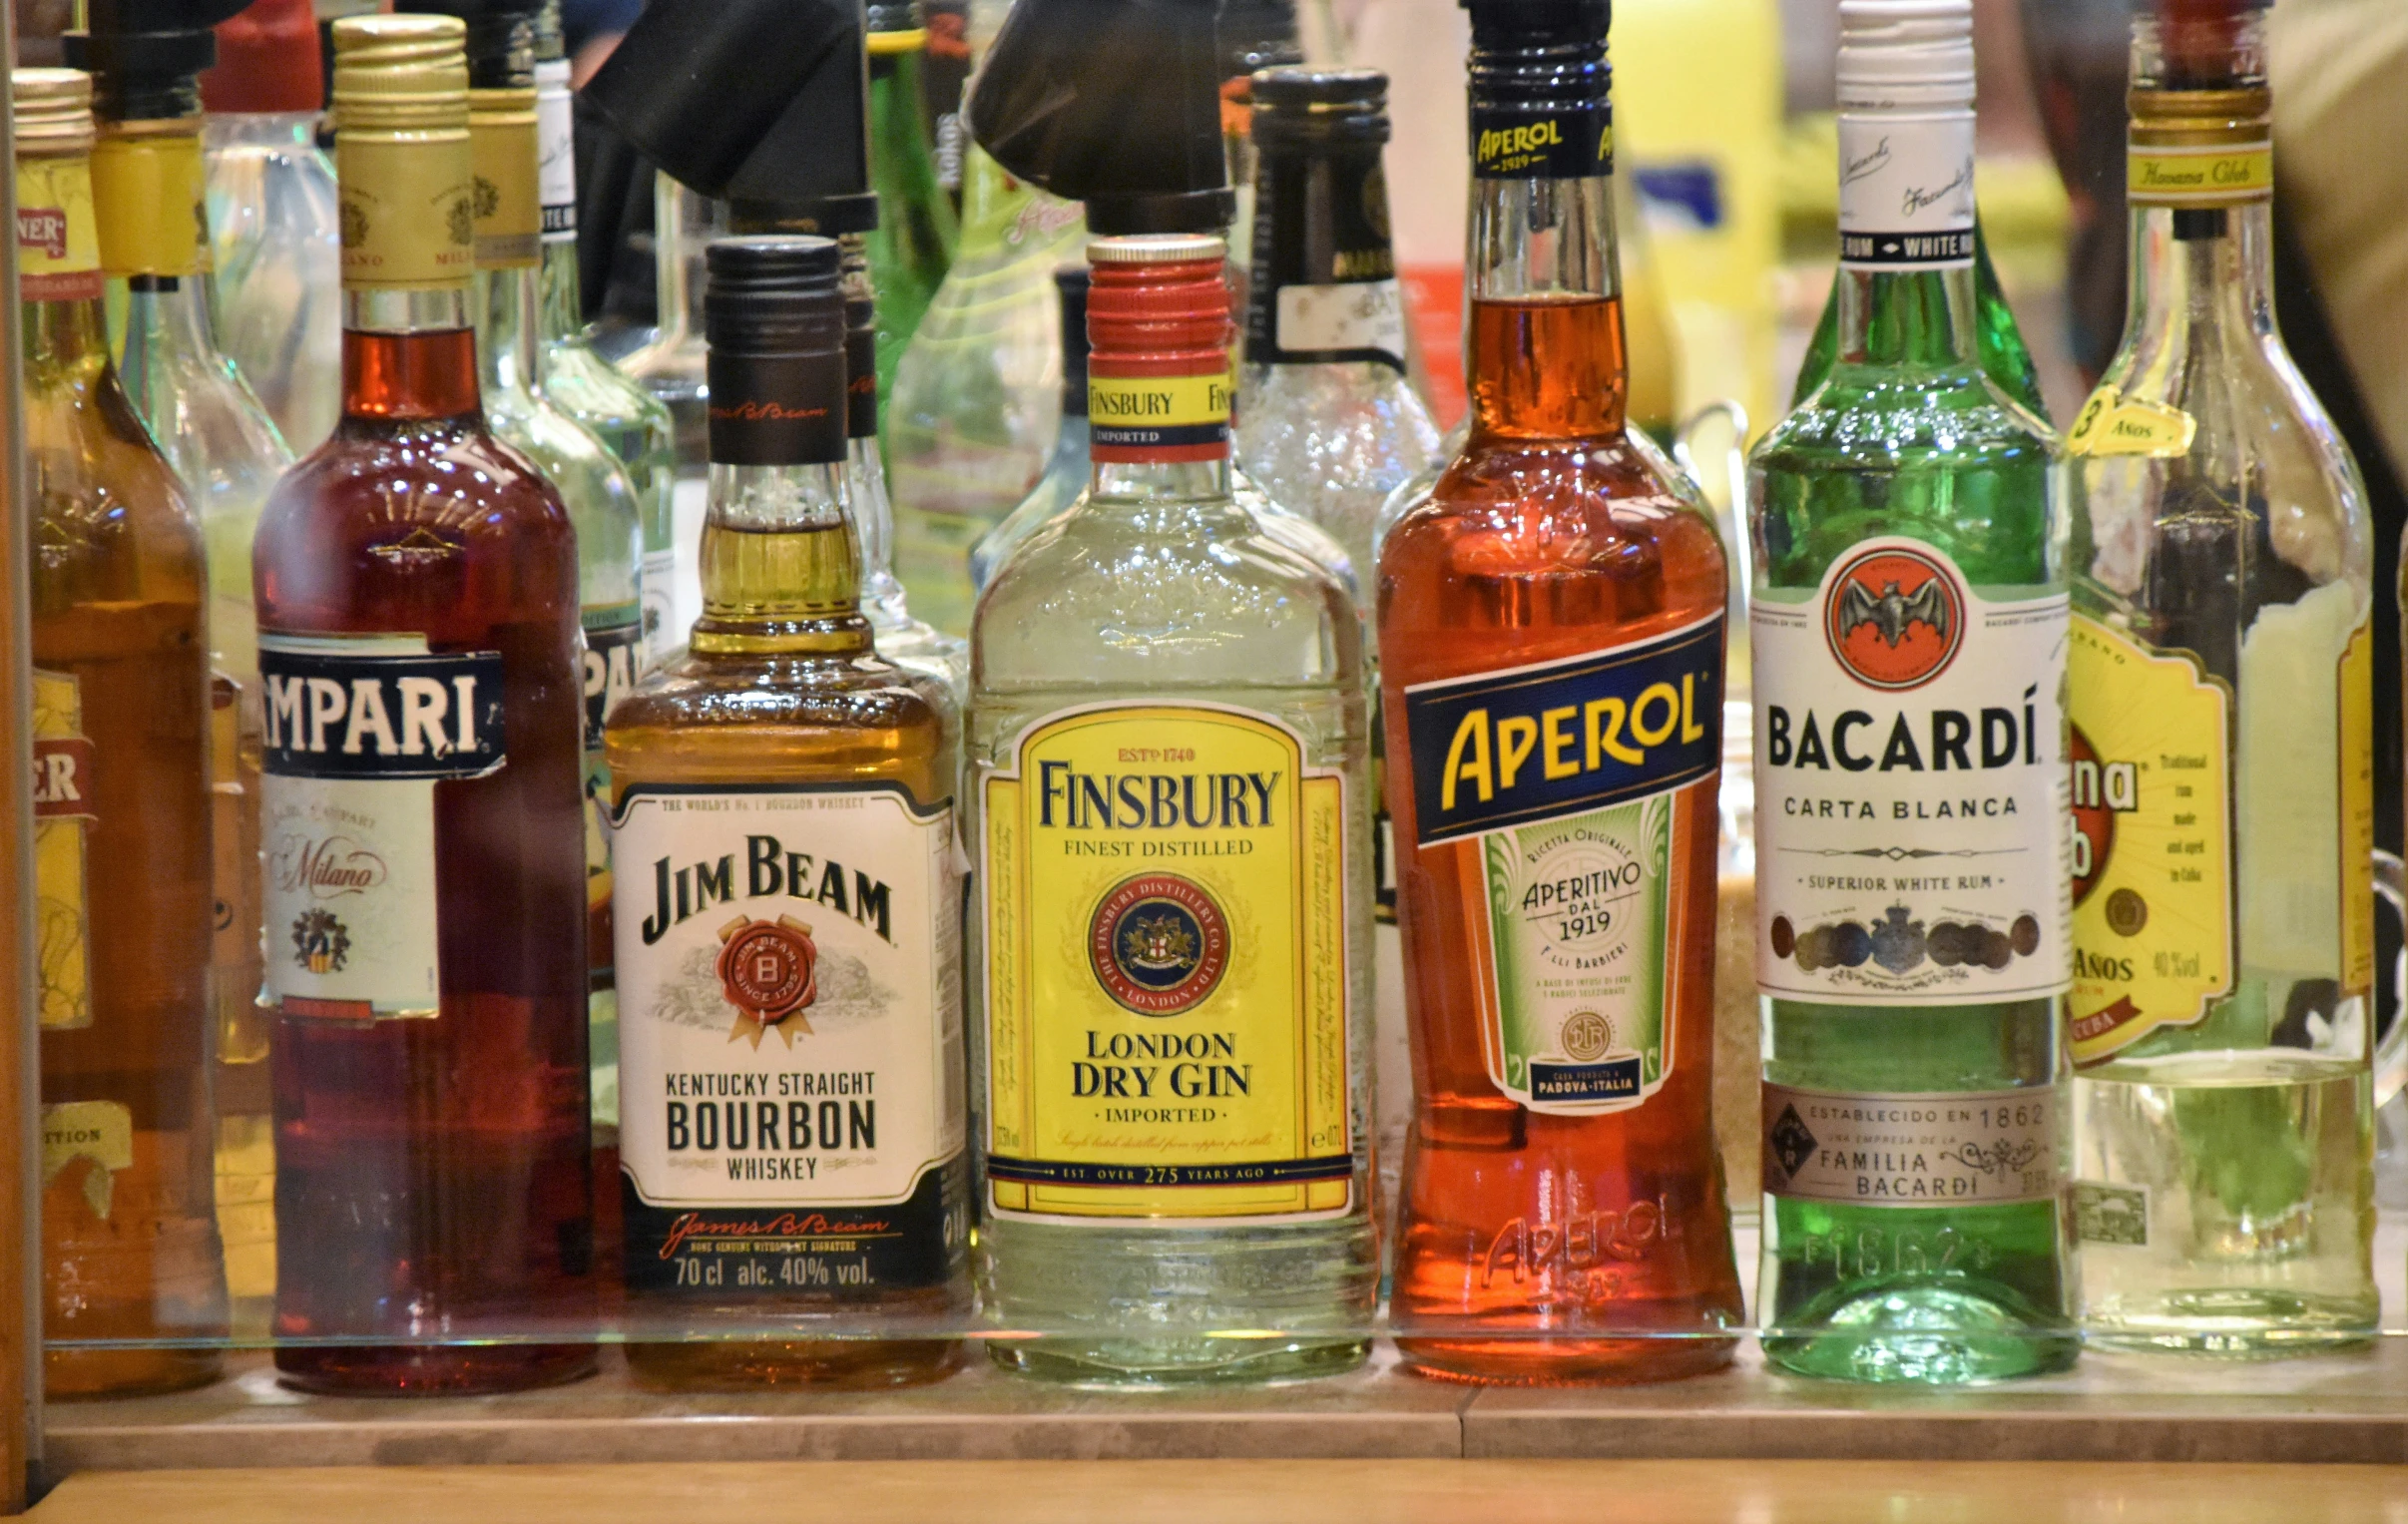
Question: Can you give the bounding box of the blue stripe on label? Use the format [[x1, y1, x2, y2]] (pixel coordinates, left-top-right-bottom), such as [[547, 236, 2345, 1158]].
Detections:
[[1401, 614, 1722, 846]]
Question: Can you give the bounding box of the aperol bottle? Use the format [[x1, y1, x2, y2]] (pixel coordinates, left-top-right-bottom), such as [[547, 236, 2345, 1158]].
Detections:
[[1377, 0, 1741, 1384], [251, 14, 594, 1394]]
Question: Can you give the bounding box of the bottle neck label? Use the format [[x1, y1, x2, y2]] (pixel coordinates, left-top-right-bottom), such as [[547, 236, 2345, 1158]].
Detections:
[[91, 129, 205, 279], [1245, 147, 1407, 372], [469, 109, 541, 269], [1086, 370, 1230, 464], [1836, 112, 1975, 269], [2127, 139, 2271, 208], [1750, 540, 2069, 1007], [1469, 101, 1611, 180], [535, 59, 577, 244], [16, 156, 103, 302], [707, 349, 847, 466], [338, 134, 476, 293]]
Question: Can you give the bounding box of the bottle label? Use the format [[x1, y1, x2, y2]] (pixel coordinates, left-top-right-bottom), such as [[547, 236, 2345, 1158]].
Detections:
[[982, 703, 1354, 1223], [338, 135, 475, 291], [258, 633, 509, 1020], [1086, 373, 1232, 465], [469, 100, 541, 269], [1761, 1083, 2059, 1207], [706, 350, 847, 467], [90, 129, 205, 278], [42, 1100, 134, 1222], [641, 547, 680, 668], [16, 156, 103, 302], [1246, 147, 1406, 371], [1836, 114, 1976, 268], [613, 781, 967, 1294], [2065, 615, 2232, 1065], [583, 603, 644, 980], [2071, 1180, 2149, 1247], [2128, 141, 2271, 207], [1398, 615, 1722, 1114], [536, 59, 578, 244], [32, 670, 96, 1031], [1751, 541, 2070, 1005], [2066, 384, 2196, 458], [1469, 103, 1612, 180]]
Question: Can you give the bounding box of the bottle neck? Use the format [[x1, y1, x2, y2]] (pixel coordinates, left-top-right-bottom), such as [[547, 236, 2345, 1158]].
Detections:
[[1466, 173, 1624, 438], [692, 460, 870, 658], [23, 294, 113, 383], [838, 235, 907, 616], [1245, 137, 1404, 372], [341, 288, 481, 420], [202, 112, 321, 151], [475, 262, 543, 397], [2122, 168, 2276, 353], [653, 172, 713, 346], [1832, 101, 1981, 370], [116, 273, 227, 394]]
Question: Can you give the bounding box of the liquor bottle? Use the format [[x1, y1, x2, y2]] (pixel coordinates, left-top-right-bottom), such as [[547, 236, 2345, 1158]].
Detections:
[[884, 142, 1085, 638], [1747, 0, 2074, 1383], [1236, 66, 1440, 605], [532, 9, 679, 669], [611, 236, 968, 1389], [866, 1, 959, 400], [2063, 2, 2379, 1351], [1377, 0, 1741, 1385], [1791, 222, 2043, 415], [1214, 0, 1303, 333], [620, 171, 722, 633], [973, 234, 1376, 1383], [253, 14, 595, 1393], [16, 64, 230, 1400], [458, 41, 646, 1060], [201, 0, 343, 456], [970, 265, 1090, 590]]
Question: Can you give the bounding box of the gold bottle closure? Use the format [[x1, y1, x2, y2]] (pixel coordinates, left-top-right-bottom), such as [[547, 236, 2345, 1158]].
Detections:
[[92, 118, 207, 279], [11, 69, 103, 301], [2127, 75, 2272, 206], [467, 86, 541, 270], [331, 14, 476, 292], [12, 67, 96, 156]]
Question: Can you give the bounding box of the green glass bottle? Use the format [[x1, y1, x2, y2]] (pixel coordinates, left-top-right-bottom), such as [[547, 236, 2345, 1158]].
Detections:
[[1791, 221, 2044, 415], [1745, 0, 2076, 1384], [866, 0, 959, 405]]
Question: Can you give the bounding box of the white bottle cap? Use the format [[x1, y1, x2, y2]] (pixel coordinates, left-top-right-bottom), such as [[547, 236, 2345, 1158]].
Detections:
[[1837, 0, 1976, 112]]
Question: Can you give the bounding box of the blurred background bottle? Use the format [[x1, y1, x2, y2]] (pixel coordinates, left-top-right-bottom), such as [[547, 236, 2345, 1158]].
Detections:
[[969, 265, 1090, 591], [866, 0, 959, 401]]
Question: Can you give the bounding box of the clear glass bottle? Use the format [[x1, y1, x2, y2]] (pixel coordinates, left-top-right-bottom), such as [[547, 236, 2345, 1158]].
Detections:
[[610, 237, 968, 1390], [2063, 8, 2378, 1353], [866, 1, 959, 401], [1747, 0, 2075, 1383], [885, 141, 1085, 637], [971, 265, 1090, 591], [200, 0, 342, 456], [1377, 0, 1741, 1385], [972, 234, 1376, 1384], [621, 172, 722, 637]]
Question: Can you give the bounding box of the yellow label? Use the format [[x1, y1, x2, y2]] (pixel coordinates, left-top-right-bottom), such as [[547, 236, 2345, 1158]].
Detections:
[[15, 156, 102, 301], [982, 703, 1353, 1222], [32, 669, 94, 1032], [42, 1100, 134, 1222], [2066, 617, 2233, 1066], [468, 106, 540, 268], [2129, 144, 2272, 205], [337, 132, 476, 290], [90, 131, 205, 278], [1086, 373, 1231, 429], [2067, 384, 2197, 458], [2338, 619, 2373, 998]]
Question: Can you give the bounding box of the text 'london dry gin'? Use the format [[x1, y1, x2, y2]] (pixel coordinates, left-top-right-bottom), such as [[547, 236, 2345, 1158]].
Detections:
[[1746, 0, 2075, 1384], [2062, 2, 2381, 1353], [1377, 0, 1742, 1387]]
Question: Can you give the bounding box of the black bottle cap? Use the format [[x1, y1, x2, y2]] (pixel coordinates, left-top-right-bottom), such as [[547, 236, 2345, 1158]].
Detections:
[[705, 237, 848, 466], [392, 0, 538, 88], [1463, 0, 1611, 180], [966, 0, 1233, 237], [1056, 265, 1090, 415], [583, 0, 869, 219], [63, 0, 254, 122], [1249, 67, 1389, 149]]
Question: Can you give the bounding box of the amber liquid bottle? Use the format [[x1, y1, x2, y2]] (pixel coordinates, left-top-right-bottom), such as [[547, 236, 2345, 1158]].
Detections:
[[250, 15, 594, 1394], [17, 66, 229, 1399], [610, 237, 965, 1388], [1376, 0, 1741, 1383]]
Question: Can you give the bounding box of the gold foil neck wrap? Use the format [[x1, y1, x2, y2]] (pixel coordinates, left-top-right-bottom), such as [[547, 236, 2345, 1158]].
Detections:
[[333, 15, 475, 291], [92, 120, 207, 278], [12, 68, 96, 157], [2128, 84, 2271, 147], [331, 14, 471, 135], [468, 86, 541, 268]]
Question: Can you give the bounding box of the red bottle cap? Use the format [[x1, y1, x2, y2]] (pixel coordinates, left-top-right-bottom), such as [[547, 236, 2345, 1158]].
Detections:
[[202, 0, 324, 115], [1086, 235, 1232, 464]]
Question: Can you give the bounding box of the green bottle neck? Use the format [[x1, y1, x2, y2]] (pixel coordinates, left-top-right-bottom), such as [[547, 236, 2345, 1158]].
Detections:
[[1836, 260, 1983, 373]]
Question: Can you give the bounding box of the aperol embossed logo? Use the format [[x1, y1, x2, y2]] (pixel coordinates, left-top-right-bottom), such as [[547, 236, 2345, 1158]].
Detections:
[[1824, 544, 1965, 691], [1088, 873, 1229, 1016]]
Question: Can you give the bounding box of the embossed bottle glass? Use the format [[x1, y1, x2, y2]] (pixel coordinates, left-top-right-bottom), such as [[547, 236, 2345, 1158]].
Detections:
[[252, 15, 594, 1394], [1377, 0, 1741, 1385], [1747, 0, 2074, 1383], [610, 238, 967, 1388], [972, 234, 1377, 1383], [2062, 7, 2378, 1353]]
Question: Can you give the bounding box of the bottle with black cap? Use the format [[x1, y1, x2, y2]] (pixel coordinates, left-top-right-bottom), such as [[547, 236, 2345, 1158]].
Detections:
[[968, 265, 1092, 590], [607, 236, 969, 1389]]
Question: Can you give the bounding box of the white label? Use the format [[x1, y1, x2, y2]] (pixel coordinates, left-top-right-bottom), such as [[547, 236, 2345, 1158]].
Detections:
[[640, 547, 679, 671], [1837, 112, 1976, 267], [1751, 539, 2070, 1005], [537, 58, 577, 243], [614, 783, 964, 1210], [1274, 278, 1408, 366]]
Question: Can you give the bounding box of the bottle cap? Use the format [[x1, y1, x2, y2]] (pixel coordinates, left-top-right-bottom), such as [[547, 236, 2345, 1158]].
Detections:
[[1085, 235, 1231, 464], [704, 236, 847, 466], [2133, 0, 2264, 95], [331, 14, 475, 292], [202, 0, 322, 113], [1836, 0, 1975, 111], [396, 0, 540, 89], [1463, 0, 1611, 180], [12, 67, 98, 155], [1462, 0, 1611, 52], [332, 12, 471, 133], [1249, 67, 1389, 150]]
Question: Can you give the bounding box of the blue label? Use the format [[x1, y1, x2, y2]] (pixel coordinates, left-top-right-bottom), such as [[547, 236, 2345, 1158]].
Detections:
[[1400, 614, 1723, 846]]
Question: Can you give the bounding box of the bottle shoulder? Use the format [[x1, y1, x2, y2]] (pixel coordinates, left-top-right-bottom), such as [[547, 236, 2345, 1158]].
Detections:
[[488, 393, 641, 515], [26, 364, 205, 576], [1757, 367, 2058, 471], [611, 653, 953, 753], [544, 340, 677, 437], [1383, 432, 1723, 562], [264, 415, 577, 542]]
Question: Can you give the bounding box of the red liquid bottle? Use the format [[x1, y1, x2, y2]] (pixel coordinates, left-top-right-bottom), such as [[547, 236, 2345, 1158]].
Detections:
[[251, 14, 594, 1394], [1376, 0, 1741, 1383]]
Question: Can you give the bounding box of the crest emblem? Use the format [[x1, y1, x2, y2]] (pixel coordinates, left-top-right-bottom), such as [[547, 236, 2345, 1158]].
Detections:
[[1825, 544, 1965, 691], [1088, 873, 1230, 1016], [715, 914, 818, 1049]]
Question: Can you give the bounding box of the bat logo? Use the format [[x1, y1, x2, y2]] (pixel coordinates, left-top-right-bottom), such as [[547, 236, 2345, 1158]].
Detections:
[[1822, 544, 1965, 690]]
